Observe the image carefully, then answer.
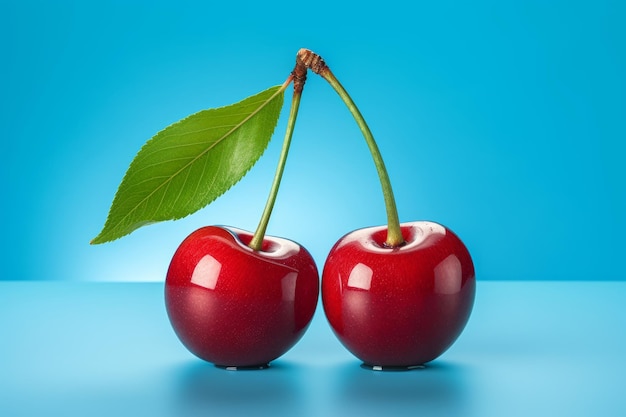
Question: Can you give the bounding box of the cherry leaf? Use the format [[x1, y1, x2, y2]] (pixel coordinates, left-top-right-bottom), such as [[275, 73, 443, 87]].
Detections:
[[91, 85, 285, 244]]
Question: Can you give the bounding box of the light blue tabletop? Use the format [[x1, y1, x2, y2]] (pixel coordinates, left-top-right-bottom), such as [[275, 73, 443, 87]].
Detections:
[[1, 281, 625, 416]]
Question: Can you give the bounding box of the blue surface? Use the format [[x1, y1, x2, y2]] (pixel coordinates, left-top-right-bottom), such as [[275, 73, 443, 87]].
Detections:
[[2, 281, 625, 416], [1, 0, 625, 282]]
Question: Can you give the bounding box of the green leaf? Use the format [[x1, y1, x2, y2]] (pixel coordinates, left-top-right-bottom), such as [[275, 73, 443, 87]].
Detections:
[[91, 85, 285, 244]]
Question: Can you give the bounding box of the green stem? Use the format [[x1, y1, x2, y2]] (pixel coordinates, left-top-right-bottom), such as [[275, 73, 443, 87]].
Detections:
[[321, 70, 404, 247], [249, 78, 302, 251]]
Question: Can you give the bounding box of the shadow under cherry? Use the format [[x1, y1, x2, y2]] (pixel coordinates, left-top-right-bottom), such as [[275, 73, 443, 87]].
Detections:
[[171, 359, 306, 416], [329, 359, 475, 416]]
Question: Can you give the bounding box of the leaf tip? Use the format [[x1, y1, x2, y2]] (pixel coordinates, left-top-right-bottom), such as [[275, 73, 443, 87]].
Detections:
[[90, 233, 105, 245]]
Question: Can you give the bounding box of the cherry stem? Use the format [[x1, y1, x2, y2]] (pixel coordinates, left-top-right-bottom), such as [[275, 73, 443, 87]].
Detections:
[[296, 49, 404, 247], [249, 75, 303, 251]]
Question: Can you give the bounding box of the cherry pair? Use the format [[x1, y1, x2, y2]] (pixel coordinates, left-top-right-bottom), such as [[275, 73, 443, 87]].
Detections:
[[93, 47, 475, 370]]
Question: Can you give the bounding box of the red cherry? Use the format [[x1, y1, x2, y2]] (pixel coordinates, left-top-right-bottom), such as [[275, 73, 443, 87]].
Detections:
[[165, 225, 319, 368], [321, 221, 475, 368]]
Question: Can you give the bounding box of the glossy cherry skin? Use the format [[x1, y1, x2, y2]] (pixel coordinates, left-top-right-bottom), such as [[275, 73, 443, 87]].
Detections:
[[322, 221, 475, 367], [165, 226, 319, 368]]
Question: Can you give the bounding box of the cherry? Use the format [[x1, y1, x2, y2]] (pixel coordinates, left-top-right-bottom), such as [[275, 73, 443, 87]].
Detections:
[[294, 49, 477, 368], [165, 73, 317, 368], [322, 221, 475, 368], [165, 225, 319, 368]]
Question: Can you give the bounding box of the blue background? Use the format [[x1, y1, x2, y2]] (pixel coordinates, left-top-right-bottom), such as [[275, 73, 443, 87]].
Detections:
[[2, 3, 626, 416], [2, 0, 624, 281]]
